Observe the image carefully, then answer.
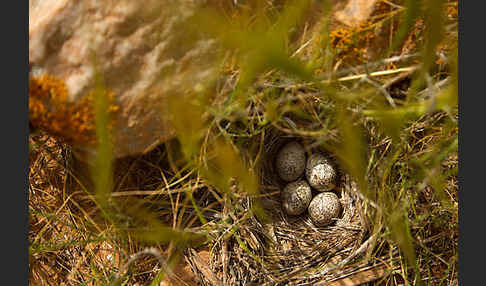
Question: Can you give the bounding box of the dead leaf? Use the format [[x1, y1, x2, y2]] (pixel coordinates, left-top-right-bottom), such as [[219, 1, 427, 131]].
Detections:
[[186, 248, 223, 286], [160, 250, 210, 286], [320, 263, 397, 286]]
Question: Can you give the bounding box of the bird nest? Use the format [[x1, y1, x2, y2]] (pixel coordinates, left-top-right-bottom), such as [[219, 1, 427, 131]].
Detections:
[[186, 127, 375, 285]]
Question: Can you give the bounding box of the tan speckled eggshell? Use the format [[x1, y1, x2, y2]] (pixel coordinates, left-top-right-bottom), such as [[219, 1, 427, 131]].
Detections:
[[275, 141, 306, 182], [281, 180, 312, 216], [305, 153, 337, 191], [308, 192, 342, 227]]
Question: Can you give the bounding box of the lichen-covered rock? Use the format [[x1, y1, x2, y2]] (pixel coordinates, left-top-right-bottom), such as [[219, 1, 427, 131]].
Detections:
[[308, 192, 342, 227], [281, 180, 312, 216], [275, 142, 306, 182], [29, 0, 219, 160]]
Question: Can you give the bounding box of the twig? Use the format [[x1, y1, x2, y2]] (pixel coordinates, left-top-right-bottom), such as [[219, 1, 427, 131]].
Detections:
[[291, 38, 313, 58], [416, 77, 451, 98], [382, 66, 417, 90], [317, 54, 419, 80], [109, 184, 203, 197], [380, 0, 405, 9], [310, 232, 380, 280], [322, 66, 418, 84], [362, 76, 397, 108], [115, 247, 171, 281]]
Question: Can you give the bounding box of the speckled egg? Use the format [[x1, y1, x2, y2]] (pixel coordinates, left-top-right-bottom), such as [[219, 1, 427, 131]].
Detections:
[[281, 180, 312, 216], [308, 192, 342, 227], [275, 141, 306, 182], [305, 153, 337, 191]]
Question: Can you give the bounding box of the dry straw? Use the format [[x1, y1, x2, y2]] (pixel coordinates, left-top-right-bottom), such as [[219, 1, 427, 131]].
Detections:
[[186, 127, 378, 285]]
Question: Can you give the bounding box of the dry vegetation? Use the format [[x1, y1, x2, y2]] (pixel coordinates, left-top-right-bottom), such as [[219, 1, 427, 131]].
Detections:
[[29, 0, 458, 285]]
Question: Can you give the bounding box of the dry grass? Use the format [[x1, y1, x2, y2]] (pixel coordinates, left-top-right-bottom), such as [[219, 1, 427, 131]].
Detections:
[[29, 0, 458, 285]]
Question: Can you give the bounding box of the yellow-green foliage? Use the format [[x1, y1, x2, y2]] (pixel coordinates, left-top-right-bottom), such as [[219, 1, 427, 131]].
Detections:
[[178, 1, 457, 284], [29, 0, 458, 284]]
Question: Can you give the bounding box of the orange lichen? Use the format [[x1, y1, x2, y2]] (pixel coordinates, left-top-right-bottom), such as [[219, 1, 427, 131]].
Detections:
[[29, 74, 119, 146], [447, 0, 458, 20], [328, 21, 377, 65], [317, 0, 446, 70], [386, 61, 397, 70]]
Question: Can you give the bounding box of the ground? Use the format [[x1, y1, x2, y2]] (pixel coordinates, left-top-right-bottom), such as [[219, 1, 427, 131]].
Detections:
[[29, 1, 458, 285]]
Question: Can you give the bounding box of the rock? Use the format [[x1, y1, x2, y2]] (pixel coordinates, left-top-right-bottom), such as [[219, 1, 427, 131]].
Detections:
[[334, 0, 378, 28], [29, 0, 219, 160]]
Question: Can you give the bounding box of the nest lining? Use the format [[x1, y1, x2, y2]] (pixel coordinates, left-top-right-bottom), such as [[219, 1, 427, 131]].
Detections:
[[187, 128, 372, 285]]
